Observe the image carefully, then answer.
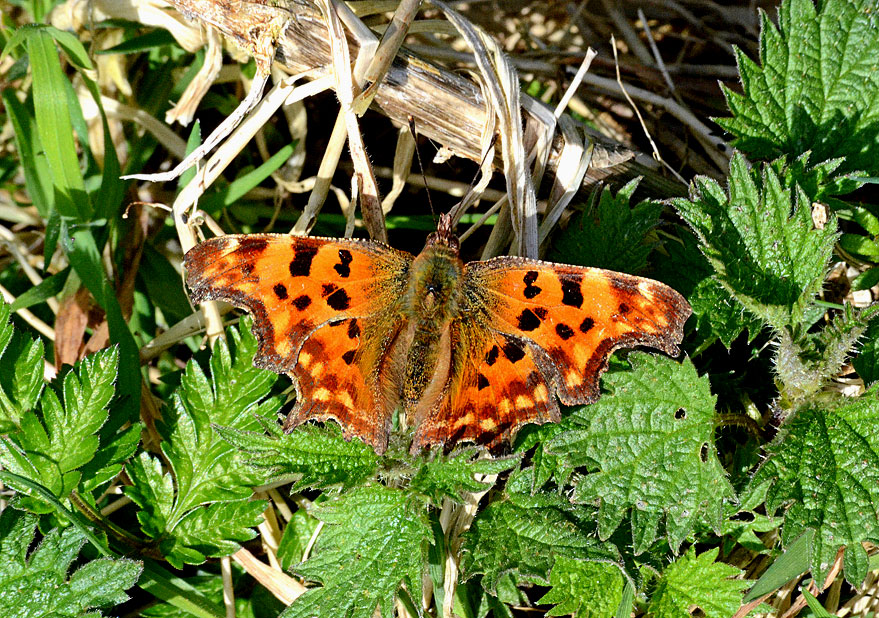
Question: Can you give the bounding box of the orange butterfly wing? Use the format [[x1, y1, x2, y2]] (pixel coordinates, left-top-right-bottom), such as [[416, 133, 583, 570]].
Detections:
[[184, 235, 411, 452], [413, 258, 691, 449]]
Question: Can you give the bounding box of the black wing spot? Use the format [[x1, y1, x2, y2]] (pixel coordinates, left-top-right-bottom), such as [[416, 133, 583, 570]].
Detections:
[[335, 249, 353, 278], [347, 319, 360, 339], [618, 302, 631, 314], [321, 283, 338, 297], [326, 287, 351, 311], [561, 278, 584, 308], [555, 323, 575, 340], [523, 285, 542, 299], [533, 307, 548, 319], [293, 295, 312, 310], [485, 345, 500, 366], [342, 350, 356, 365], [579, 317, 595, 333], [273, 283, 288, 300], [502, 340, 526, 363], [289, 246, 318, 277], [477, 373, 490, 390], [517, 309, 542, 332], [522, 271, 542, 299]]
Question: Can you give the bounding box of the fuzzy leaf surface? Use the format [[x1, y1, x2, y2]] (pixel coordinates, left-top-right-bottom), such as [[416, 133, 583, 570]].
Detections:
[[461, 495, 620, 593], [283, 485, 430, 618], [123, 319, 278, 567], [409, 449, 519, 504], [537, 555, 623, 618], [0, 508, 142, 617], [673, 155, 837, 331], [748, 391, 879, 585], [214, 420, 378, 491], [774, 305, 873, 403], [652, 230, 761, 352], [647, 547, 748, 618], [717, 0, 879, 175], [549, 353, 733, 552]]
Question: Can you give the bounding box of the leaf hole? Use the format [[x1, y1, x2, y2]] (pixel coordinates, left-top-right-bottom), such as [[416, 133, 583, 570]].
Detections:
[[674, 408, 686, 420], [699, 443, 709, 462]]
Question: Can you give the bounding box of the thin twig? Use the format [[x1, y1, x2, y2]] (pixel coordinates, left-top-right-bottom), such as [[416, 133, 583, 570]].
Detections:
[[638, 8, 677, 97], [611, 35, 686, 185]]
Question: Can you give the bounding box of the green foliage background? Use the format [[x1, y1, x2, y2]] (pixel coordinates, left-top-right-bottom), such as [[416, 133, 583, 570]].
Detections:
[[0, 0, 878, 616]]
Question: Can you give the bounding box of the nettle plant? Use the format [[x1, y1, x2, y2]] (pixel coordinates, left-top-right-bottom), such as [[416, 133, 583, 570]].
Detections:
[[0, 0, 878, 616]]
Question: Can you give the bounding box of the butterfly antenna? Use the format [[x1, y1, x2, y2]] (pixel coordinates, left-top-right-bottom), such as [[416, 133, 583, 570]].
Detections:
[[408, 116, 436, 225], [447, 131, 499, 225]]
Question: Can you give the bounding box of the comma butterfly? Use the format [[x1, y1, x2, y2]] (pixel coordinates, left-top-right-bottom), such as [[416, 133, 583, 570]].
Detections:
[[184, 214, 691, 454]]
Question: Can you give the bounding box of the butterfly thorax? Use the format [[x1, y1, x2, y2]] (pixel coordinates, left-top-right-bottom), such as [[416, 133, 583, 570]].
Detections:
[[400, 241, 464, 412]]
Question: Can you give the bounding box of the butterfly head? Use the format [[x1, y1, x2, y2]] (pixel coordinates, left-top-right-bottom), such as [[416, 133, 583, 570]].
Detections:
[[424, 213, 460, 254]]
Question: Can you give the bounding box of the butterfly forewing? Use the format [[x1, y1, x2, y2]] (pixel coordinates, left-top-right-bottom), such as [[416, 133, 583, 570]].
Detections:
[[473, 258, 690, 401]]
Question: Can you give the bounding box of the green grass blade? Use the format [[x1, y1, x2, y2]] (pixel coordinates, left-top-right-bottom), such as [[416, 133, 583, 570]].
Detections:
[[744, 529, 813, 602], [27, 28, 91, 220]]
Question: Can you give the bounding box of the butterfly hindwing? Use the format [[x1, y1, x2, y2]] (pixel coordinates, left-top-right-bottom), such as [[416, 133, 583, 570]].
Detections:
[[413, 321, 559, 449]]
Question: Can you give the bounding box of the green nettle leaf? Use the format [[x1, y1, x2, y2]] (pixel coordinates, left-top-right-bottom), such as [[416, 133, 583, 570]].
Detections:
[[283, 486, 430, 618], [214, 420, 379, 491], [774, 305, 875, 404], [688, 277, 762, 351], [461, 495, 621, 593], [673, 154, 838, 331], [770, 154, 865, 204], [717, 0, 879, 175], [652, 231, 762, 351], [853, 314, 879, 386], [123, 319, 279, 567], [514, 420, 577, 489], [0, 301, 45, 431], [537, 555, 624, 618], [548, 179, 662, 274], [0, 347, 117, 510], [0, 508, 142, 617], [277, 506, 322, 572], [409, 449, 519, 504], [647, 547, 749, 618], [748, 390, 879, 586], [548, 353, 733, 553]]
